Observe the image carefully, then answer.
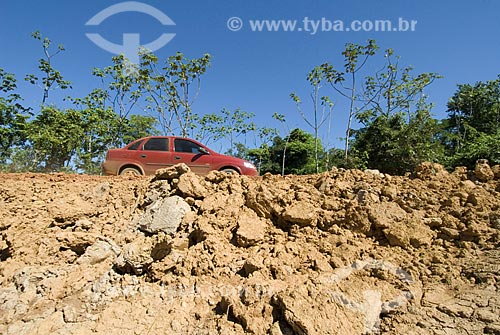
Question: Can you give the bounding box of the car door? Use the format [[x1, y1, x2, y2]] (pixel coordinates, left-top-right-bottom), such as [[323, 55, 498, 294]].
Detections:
[[173, 138, 212, 175], [139, 137, 172, 175]]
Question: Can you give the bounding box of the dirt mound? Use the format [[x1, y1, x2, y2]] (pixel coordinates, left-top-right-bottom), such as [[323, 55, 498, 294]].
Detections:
[[0, 163, 499, 334]]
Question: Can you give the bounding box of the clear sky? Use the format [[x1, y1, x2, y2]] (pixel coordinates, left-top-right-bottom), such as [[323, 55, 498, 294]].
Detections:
[[1, 0, 500, 150]]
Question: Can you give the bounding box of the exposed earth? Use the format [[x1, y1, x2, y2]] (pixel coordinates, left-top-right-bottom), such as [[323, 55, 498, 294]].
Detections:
[[0, 162, 499, 335]]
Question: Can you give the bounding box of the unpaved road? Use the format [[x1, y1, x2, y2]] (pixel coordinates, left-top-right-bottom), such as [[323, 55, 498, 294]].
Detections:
[[0, 162, 499, 334]]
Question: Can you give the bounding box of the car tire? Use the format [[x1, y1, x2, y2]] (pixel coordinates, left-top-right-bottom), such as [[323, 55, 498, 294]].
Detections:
[[220, 168, 239, 175], [120, 167, 142, 176]]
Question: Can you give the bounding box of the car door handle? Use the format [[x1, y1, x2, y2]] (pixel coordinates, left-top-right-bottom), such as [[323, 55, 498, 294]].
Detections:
[[141, 154, 147, 158], [174, 156, 181, 160]]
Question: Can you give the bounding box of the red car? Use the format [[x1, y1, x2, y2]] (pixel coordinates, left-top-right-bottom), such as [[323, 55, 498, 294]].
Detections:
[[102, 136, 259, 176]]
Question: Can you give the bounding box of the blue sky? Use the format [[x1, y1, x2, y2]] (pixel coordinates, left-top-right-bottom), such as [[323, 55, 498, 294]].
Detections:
[[1, 0, 500, 150]]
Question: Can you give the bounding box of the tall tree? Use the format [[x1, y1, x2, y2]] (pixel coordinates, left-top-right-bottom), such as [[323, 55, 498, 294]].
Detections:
[[443, 78, 500, 167], [321, 40, 378, 162], [24, 31, 71, 107], [70, 88, 158, 174], [445, 78, 500, 148], [27, 107, 84, 171], [140, 51, 211, 136], [0, 69, 30, 165], [352, 50, 443, 174], [290, 66, 332, 173]]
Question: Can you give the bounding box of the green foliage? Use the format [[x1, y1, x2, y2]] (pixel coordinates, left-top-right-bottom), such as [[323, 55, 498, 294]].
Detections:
[[195, 108, 256, 155], [439, 78, 500, 168], [0, 69, 30, 164], [249, 128, 320, 175], [290, 66, 333, 173], [444, 78, 500, 150], [25, 31, 71, 106], [447, 131, 500, 168], [320, 39, 379, 162], [353, 110, 443, 175], [348, 50, 443, 175], [27, 107, 84, 171], [140, 51, 211, 136]]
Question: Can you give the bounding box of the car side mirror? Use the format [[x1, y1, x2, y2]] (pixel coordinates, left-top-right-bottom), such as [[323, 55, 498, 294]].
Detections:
[[199, 147, 209, 155]]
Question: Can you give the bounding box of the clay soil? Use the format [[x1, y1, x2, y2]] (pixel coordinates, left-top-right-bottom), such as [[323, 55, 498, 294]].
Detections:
[[0, 163, 499, 335]]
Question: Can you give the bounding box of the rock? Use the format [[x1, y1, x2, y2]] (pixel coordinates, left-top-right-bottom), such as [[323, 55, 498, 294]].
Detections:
[[484, 324, 500, 335], [235, 213, 267, 247], [114, 236, 153, 275], [423, 217, 443, 228], [150, 233, 173, 261], [281, 201, 318, 227], [365, 169, 382, 177], [245, 184, 283, 219], [177, 172, 207, 199], [466, 193, 479, 206], [439, 227, 460, 240], [142, 180, 171, 206], [476, 309, 499, 323], [77, 237, 120, 265], [242, 256, 264, 276], [369, 202, 407, 230], [93, 182, 110, 198], [356, 189, 379, 205], [154, 163, 190, 180], [344, 206, 372, 235], [273, 286, 365, 335], [474, 160, 494, 182], [138, 196, 191, 235], [438, 302, 474, 318], [414, 162, 448, 180], [491, 165, 500, 180], [459, 180, 476, 190], [55, 232, 97, 256], [74, 219, 94, 230], [381, 185, 398, 200], [384, 217, 436, 249]]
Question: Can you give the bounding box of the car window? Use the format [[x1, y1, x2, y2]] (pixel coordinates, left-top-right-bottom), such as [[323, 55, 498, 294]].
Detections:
[[127, 140, 143, 150], [143, 138, 169, 151], [174, 139, 202, 154]]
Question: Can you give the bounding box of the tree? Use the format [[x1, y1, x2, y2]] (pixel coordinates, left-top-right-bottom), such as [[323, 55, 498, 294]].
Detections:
[[246, 126, 279, 173], [358, 49, 441, 122], [273, 112, 289, 175], [24, 31, 71, 107], [90, 55, 144, 145], [249, 128, 320, 175], [443, 78, 500, 167], [0, 69, 30, 165], [448, 131, 500, 167], [70, 88, 158, 174], [321, 40, 378, 162], [348, 49, 443, 174], [26, 107, 84, 172], [195, 108, 256, 155], [353, 110, 443, 175], [291, 66, 332, 173], [140, 51, 211, 136]]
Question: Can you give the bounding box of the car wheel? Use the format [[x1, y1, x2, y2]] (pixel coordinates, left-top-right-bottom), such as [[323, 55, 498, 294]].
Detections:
[[221, 168, 239, 175], [120, 167, 141, 176]]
